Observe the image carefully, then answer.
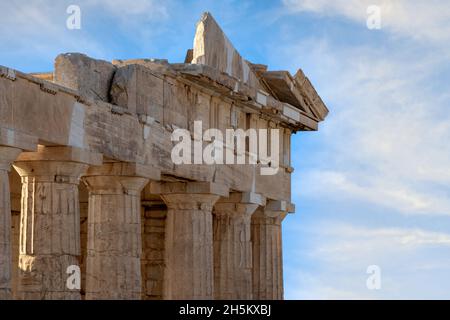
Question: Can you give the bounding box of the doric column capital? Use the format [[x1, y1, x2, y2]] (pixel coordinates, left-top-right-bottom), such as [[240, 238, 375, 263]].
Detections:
[[13, 146, 102, 184], [153, 181, 229, 210], [214, 202, 258, 218], [214, 192, 265, 218], [254, 200, 295, 222], [83, 162, 160, 195]]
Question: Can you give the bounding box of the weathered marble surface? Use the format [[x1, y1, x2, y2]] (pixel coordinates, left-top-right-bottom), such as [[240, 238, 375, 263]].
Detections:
[[0, 12, 327, 300]]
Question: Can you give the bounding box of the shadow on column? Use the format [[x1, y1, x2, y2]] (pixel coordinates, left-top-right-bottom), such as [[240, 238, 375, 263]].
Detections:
[[141, 190, 167, 300], [8, 168, 21, 299]]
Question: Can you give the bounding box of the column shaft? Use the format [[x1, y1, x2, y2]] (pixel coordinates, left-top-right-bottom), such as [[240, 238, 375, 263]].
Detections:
[[0, 146, 21, 299], [213, 202, 258, 300], [85, 185, 143, 299], [83, 163, 153, 300], [162, 194, 219, 300], [13, 161, 88, 300], [251, 208, 285, 300]]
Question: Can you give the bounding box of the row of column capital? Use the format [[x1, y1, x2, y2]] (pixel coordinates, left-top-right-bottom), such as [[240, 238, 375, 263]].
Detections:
[[83, 162, 160, 196], [12, 146, 102, 185], [2, 141, 292, 300], [254, 200, 295, 220]]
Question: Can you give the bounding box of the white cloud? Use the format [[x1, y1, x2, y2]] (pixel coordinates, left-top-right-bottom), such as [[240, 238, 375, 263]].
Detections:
[[298, 170, 450, 215], [279, 32, 450, 216], [285, 223, 450, 299], [277, 1, 450, 299], [283, 0, 450, 42], [300, 223, 450, 268], [315, 224, 450, 255]]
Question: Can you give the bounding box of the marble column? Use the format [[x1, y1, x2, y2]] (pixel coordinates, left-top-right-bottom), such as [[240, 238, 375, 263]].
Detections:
[[251, 200, 289, 300], [13, 146, 101, 300], [0, 146, 22, 299], [153, 182, 228, 300], [213, 192, 264, 300], [82, 162, 159, 300]]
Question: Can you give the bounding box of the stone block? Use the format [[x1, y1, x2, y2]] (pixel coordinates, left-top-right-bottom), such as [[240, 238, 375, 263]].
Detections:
[[54, 53, 116, 102], [110, 64, 164, 120]]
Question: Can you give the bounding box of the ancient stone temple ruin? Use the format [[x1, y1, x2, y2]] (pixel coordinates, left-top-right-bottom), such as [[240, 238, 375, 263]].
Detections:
[[0, 13, 328, 300]]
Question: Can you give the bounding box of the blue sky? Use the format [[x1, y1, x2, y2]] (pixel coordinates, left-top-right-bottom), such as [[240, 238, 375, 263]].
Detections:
[[1, 0, 450, 299]]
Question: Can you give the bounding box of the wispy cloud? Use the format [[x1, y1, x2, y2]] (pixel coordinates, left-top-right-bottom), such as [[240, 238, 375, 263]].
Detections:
[[298, 170, 450, 215], [285, 223, 450, 299], [278, 28, 450, 216], [279, 1, 450, 299]]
